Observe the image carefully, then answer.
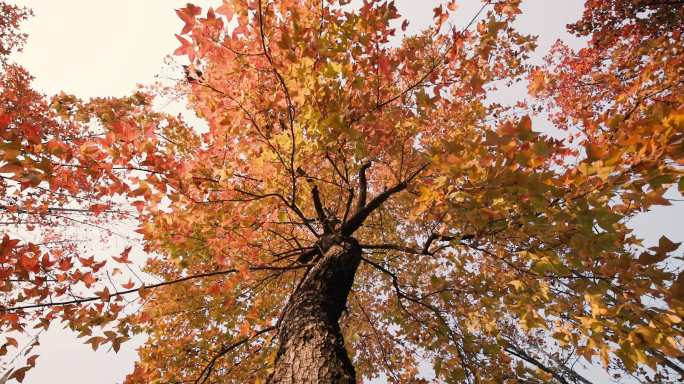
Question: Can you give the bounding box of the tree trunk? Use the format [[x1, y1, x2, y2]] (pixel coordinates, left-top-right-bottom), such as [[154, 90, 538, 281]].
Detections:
[[268, 238, 361, 384]]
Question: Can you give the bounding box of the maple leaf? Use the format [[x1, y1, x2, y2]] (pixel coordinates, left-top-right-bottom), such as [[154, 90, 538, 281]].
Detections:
[[45, 140, 69, 157], [9, 366, 30, 383], [81, 272, 97, 288], [175, 3, 202, 35], [173, 34, 194, 61], [0, 111, 10, 128], [5, 337, 18, 348], [433, 5, 448, 28], [0, 235, 20, 258], [377, 55, 391, 78], [19, 254, 39, 273], [216, 1, 234, 22], [89, 203, 109, 215], [131, 200, 145, 213], [26, 354, 38, 367], [21, 123, 41, 144], [112, 246, 133, 264], [79, 256, 95, 267]]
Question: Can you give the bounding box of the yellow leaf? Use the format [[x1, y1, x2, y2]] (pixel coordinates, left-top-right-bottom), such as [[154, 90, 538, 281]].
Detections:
[[509, 280, 524, 291]]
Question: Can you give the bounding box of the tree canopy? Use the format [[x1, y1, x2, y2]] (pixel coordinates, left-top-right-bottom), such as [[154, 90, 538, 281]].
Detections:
[[1, 1, 683, 383]]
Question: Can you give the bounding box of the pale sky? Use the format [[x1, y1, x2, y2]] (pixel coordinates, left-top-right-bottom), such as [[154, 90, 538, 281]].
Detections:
[[6, 1, 683, 383]]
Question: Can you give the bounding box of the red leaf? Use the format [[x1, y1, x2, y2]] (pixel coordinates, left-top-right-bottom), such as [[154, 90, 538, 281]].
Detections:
[[131, 200, 145, 213], [138, 287, 151, 300], [0, 112, 10, 129], [110, 120, 138, 142], [21, 123, 41, 144], [378, 55, 391, 78], [58, 258, 72, 271], [208, 282, 222, 295], [89, 203, 109, 215], [216, 1, 234, 21], [112, 246, 133, 264], [433, 5, 448, 26], [19, 254, 40, 273], [79, 256, 95, 267], [175, 3, 202, 34], [173, 34, 195, 61], [41, 252, 54, 268], [0, 235, 20, 259], [96, 287, 111, 301], [45, 140, 69, 158], [82, 272, 97, 288]]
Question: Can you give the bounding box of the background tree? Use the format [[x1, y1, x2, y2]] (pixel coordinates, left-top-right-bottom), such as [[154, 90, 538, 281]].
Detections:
[[1, 1, 683, 383], [0, 2, 193, 381]]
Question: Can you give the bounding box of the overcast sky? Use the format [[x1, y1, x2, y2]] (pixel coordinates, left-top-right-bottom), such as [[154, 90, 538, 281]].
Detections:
[[7, 1, 683, 383]]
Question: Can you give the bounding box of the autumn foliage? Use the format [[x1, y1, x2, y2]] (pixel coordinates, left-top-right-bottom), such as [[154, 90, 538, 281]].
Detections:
[[1, 1, 683, 383]]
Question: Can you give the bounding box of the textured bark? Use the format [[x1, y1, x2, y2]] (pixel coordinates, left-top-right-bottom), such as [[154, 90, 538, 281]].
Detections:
[[268, 238, 361, 384]]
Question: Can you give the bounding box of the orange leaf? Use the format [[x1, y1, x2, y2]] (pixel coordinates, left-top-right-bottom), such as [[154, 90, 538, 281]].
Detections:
[[112, 246, 133, 264], [216, 1, 234, 21], [19, 254, 40, 273], [82, 272, 97, 288], [5, 337, 18, 348], [175, 4, 202, 34]]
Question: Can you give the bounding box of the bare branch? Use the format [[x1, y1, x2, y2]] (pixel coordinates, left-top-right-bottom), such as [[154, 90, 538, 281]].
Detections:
[[360, 243, 423, 255], [342, 163, 428, 236], [341, 188, 354, 225], [353, 161, 372, 214], [310, 184, 328, 232], [421, 233, 475, 254]]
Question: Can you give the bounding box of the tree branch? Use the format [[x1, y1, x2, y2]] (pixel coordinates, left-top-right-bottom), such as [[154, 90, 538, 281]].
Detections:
[[310, 184, 329, 232], [502, 344, 593, 384], [361, 255, 476, 380], [342, 188, 354, 224], [349, 3, 489, 125], [353, 161, 372, 214], [194, 326, 276, 384], [421, 233, 475, 254], [342, 163, 427, 236], [1, 265, 305, 312], [360, 243, 423, 255]]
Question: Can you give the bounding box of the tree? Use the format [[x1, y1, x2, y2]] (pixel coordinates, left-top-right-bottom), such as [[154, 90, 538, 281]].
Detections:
[[1, 1, 683, 383], [0, 2, 192, 381]]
